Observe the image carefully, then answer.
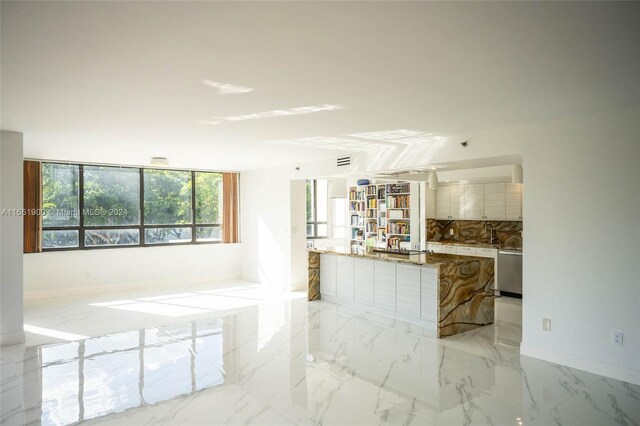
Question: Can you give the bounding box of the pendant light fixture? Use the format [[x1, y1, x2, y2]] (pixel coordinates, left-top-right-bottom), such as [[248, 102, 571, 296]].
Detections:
[[512, 164, 523, 184], [428, 171, 439, 190]]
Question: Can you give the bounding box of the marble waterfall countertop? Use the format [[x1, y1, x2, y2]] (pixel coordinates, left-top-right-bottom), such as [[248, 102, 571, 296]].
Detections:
[[308, 246, 495, 338], [308, 247, 491, 269]]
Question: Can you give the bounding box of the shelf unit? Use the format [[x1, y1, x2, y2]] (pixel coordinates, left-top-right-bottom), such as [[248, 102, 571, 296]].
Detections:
[[349, 181, 415, 252], [349, 186, 366, 253]]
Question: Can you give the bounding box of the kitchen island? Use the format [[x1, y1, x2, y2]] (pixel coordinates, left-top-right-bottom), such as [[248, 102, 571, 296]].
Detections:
[[308, 247, 495, 338]]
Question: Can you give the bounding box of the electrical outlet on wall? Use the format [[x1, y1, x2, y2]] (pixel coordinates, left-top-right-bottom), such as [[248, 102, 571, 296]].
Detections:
[[542, 318, 551, 331], [449, 229, 454, 236], [612, 330, 624, 347]]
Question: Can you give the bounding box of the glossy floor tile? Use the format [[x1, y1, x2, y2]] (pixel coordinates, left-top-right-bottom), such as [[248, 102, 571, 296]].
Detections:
[[2, 283, 638, 425]]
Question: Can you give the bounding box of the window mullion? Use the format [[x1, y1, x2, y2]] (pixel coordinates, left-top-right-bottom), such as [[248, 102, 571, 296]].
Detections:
[[79, 164, 85, 249], [140, 168, 145, 247], [191, 171, 196, 243]]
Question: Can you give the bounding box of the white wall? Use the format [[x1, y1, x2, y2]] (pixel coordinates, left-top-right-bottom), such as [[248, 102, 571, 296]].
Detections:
[[240, 165, 294, 289], [289, 180, 308, 290], [1, 130, 25, 345], [24, 243, 242, 298], [520, 105, 640, 384], [237, 106, 640, 384]]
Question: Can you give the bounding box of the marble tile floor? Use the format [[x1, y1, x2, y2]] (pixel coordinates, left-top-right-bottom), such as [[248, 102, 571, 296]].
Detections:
[[2, 281, 639, 426]]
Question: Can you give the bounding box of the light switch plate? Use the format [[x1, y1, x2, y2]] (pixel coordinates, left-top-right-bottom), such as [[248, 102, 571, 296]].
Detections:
[[542, 318, 551, 331]]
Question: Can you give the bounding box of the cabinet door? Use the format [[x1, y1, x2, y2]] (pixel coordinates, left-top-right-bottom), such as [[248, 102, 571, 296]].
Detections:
[[354, 258, 374, 305], [441, 245, 457, 254], [420, 267, 438, 322], [505, 183, 523, 220], [320, 254, 337, 296], [397, 264, 421, 318], [374, 261, 396, 311], [463, 184, 485, 220], [427, 243, 442, 253], [435, 186, 450, 219], [484, 182, 506, 220], [456, 246, 477, 256], [476, 248, 497, 258], [336, 256, 354, 301], [449, 184, 464, 219]]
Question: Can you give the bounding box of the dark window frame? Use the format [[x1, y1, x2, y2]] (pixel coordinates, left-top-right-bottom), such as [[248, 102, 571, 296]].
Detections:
[[41, 162, 226, 251], [306, 179, 327, 240]]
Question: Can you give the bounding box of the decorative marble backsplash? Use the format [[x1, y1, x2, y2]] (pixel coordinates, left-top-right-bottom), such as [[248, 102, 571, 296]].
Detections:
[[427, 219, 523, 248]]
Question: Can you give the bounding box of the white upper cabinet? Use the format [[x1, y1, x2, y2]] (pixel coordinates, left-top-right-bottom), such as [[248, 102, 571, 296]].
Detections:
[[463, 184, 484, 219], [449, 184, 464, 219], [435, 185, 450, 219], [484, 182, 506, 220], [505, 183, 523, 220], [432, 181, 522, 221]]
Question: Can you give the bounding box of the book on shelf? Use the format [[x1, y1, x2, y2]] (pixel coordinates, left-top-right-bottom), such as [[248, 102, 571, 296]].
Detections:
[[387, 194, 410, 209], [386, 182, 410, 194], [388, 222, 410, 234], [349, 200, 365, 212]]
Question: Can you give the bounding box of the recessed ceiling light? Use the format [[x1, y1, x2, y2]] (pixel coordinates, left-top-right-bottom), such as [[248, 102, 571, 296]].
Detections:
[[150, 157, 169, 166], [202, 79, 253, 94]]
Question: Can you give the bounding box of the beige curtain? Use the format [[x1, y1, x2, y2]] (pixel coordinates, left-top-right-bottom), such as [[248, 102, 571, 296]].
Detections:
[[23, 160, 42, 253], [222, 172, 239, 243]]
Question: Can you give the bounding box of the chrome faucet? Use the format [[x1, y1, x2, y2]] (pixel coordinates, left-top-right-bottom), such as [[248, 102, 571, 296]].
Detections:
[[484, 223, 496, 245]]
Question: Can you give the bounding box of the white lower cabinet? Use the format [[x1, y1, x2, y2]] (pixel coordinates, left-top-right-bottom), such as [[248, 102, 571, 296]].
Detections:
[[441, 245, 457, 254], [320, 254, 337, 297], [476, 248, 497, 258], [427, 243, 442, 253], [374, 261, 396, 312], [396, 264, 421, 318], [456, 246, 476, 256], [354, 258, 375, 305], [420, 267, 438, 322], [336, 256, 355, 301]]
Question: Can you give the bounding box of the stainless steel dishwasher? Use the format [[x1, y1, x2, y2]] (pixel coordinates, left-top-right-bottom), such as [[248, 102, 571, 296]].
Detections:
[[497, 249, 523, 297]]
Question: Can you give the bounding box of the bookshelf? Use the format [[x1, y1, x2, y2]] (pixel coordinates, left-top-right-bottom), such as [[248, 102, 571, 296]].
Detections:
[[349, 181, 416, 252], [349, 186, 366, 253]]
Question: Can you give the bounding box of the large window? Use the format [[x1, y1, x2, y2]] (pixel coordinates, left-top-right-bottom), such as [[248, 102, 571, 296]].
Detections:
[[306, 179, 328, 239], [41, 162, 229, 250]]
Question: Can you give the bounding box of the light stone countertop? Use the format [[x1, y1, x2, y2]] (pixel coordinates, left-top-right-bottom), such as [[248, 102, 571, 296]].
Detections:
[[308, 247, 490, 269]]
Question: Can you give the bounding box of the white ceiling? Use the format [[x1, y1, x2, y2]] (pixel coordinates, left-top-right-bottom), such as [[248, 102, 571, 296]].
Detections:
[[2, 1, 639, 171]]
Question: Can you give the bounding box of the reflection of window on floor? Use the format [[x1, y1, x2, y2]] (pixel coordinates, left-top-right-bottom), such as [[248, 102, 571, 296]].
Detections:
[[39, 320, 224, 424]]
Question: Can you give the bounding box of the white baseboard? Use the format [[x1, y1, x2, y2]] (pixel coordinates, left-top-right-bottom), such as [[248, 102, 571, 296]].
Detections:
[[520, 343, 640, 386], [0, 330, 25, 346], [24, 272, 242, 301]]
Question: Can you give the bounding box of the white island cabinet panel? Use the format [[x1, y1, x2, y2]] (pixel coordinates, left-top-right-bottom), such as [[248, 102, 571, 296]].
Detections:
[[396, 264, 421, 318], [320, 254, 337, 297], [354, 258, 375, 305], [421, 267, 438, 322], [336, 256, 355, 301], [374, 261, 396, 312]]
